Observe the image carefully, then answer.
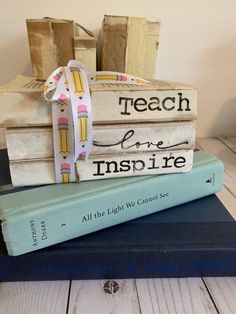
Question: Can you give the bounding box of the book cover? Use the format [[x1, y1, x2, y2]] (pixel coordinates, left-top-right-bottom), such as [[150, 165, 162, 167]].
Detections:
[[0, 194, 236, 281], [0, 149, 223, 256], [0, 75, 197, 127]]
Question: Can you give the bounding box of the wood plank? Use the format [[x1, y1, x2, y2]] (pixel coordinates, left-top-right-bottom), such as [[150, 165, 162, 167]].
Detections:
[[135, 278, 217, 313], [216, 186, 236, 219], [220, 137, 236, 153], [68, 279, 140, 314], [0, 128, 5, 149], [197, 137, 236, 214], [197, 138, 236, 181], [0, 281, 69, 314], [203, 277, 236, 314]]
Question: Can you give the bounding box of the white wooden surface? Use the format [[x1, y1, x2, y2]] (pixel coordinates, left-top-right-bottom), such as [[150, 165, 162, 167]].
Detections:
[[0, 137, 236, 314]]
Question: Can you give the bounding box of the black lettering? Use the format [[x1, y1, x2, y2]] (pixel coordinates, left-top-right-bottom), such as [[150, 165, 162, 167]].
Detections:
[[119, 97, 133, 115], [162, 97, 175, 111], [133, 98, 147, 112], [132, 160, 145, 171], [119, 160, 131, 172], [174, 156, 186, 168], [148, 97, 161, 111], [147, 154, 160, 170], [93, 160, 105, 176], [177, 93, 190, 111], [106, 161, 119, 173], [162, 156, 175, 168]]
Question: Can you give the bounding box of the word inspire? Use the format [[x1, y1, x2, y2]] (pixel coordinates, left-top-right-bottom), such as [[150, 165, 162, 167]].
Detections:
[[92, 154, 186, 176]]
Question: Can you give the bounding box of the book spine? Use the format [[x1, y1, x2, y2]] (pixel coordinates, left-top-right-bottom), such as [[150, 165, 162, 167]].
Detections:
[[74, 37, 97, 74], [2, 157, 223, 255], [6, 121, 196, 160], [93, 89, 197, 124], [1, 248, 236, 281], [0, 89, 197, 127], [9, 150, 194, 186]]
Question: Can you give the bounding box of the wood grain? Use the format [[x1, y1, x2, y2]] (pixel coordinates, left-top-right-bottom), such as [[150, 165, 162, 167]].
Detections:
[[68, 279, 140, 314], [203, 277, 236, 314], [0, 281, 69, 314], [135, 278, 217, 313], [220, 137, 236, 153], [199, 137, 236, 314], [197, 138, 236, 180]]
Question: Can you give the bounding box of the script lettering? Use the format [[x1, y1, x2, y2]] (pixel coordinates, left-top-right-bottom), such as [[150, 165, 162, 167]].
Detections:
[[93, 129, 188, 151]]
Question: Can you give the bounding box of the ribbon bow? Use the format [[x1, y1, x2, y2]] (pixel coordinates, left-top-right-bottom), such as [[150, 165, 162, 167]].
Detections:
[[44, 60, 150, 183]]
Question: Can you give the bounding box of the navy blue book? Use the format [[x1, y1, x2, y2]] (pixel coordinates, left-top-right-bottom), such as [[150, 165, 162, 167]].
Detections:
[[0, 194, 236, 281], [0, 149, 236, 280]]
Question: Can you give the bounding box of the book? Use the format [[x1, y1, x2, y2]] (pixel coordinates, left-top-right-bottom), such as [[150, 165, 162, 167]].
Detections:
[[0, 194, 236, 281], [74, 36, 97, 75], [0, 149, 223, 256], [26, 18, 76, 80], [101, 15, 160, 79], [6, 121, 196, 160], [8, 149, 194, 186], [0, 75, 197, 127]]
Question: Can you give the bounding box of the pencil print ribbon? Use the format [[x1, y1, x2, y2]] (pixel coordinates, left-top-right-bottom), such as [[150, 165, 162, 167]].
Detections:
[[44, 60, 150, 183]]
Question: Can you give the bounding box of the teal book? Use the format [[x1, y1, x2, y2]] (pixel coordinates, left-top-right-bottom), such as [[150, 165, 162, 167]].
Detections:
[[0, 150, 224, 256]]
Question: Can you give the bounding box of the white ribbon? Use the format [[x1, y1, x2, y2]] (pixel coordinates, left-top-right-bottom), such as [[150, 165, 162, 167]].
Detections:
[[44, 60, 150, 183]]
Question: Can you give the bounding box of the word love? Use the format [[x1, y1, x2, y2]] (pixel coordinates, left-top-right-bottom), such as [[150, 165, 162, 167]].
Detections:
[[93, 129, 188, 151]]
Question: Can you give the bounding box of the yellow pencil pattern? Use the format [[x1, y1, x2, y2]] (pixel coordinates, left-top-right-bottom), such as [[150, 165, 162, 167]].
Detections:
[[58, 117, 70, 153], [77, 105, 88, 145], [70, 66, 85, 94], [60, 163, 71, 183], [96, 74, 128, 81]]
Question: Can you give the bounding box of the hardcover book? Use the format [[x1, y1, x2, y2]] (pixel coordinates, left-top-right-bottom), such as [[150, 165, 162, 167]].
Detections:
[[0, 149, 223, 255], [0, 75, 197, 126], [0, 194, 236, 281]]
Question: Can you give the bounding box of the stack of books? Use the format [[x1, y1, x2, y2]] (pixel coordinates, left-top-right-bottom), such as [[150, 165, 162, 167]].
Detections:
[[0, 148, 228, 280], [0, 75, 224, 258], [1, 75, 197, 186], [0, 14, 229, 281]]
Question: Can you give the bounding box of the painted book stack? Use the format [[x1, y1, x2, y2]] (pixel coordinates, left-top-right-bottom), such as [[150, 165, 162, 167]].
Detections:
[[0, 74, 197, 186]]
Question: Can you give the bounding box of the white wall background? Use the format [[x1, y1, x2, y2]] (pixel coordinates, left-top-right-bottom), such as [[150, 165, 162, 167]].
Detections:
[[1, 0, 235, 137]]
